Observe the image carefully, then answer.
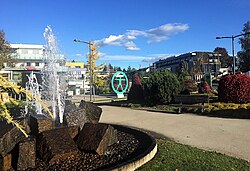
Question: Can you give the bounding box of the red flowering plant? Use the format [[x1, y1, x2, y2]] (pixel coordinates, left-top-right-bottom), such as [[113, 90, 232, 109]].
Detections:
[[128, 74, 144, 101], [218, 74, 250, 103]]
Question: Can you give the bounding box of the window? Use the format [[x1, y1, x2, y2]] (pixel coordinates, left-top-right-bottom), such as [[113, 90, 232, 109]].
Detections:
[[35, 62, 39, 66], [27, 62, 31, 66], [22, 49, 28, 54], [75, 66, 81, 68], [33, 50, 39, 54]]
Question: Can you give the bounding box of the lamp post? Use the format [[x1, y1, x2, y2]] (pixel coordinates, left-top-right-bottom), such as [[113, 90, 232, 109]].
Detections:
[[216, 32, 250, 74], [74, 39, 94, 102]]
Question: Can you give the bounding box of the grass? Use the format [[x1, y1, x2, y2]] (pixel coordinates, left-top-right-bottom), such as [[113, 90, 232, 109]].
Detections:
[[137, 139, 250, 171]]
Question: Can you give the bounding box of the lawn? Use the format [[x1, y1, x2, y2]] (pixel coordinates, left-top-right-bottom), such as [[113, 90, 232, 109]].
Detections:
[[137, 139, 250, 171]]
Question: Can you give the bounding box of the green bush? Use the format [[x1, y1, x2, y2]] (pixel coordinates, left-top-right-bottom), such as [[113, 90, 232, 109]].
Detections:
[[141, 70, 181, 105]]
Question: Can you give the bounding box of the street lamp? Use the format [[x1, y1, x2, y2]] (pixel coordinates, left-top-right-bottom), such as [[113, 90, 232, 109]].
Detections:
[[216, 32, 250, 74], [74, 39, 94, 102]]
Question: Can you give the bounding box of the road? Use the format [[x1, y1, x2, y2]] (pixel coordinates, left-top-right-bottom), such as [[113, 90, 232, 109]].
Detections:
[[99, 105, 250, 161]]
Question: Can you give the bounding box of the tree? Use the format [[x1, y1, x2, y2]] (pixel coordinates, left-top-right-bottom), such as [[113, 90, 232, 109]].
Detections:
[[116, 67, 122, 71], [141, 70, 181, 105], [128, 74, 144, 101], [213, 47, 231, 68], [108, 63, 113, 70], [238, 21, 250, 72], [102, 64, 107, 72], [127, 66, 132, 72], [191, 53, 204, 79], [0, 30, 15, 69], [87, 42, 105, 93], [126, 66, 133, 79]]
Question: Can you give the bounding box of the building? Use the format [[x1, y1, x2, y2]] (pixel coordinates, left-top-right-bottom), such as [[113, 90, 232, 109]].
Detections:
[[153, 52, 223, 81], [1, 44, 67, 84], [9, 44, 45, 70], [65, 61, 84, 69], [65, 61, 89, 96]]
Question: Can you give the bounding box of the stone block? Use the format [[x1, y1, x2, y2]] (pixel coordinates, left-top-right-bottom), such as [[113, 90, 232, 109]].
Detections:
[[29, 114, 53, 135], [65, 101, 102, 129], [64, 100, 77, 114], [0, 153, 12, 171], [76, 123, 118, 155], [63, 126, 79, 139], [37, 127, 79, 163], [17, 138, 36, 170], [0, 119, 30, 156], [79, 100, 102, 123]]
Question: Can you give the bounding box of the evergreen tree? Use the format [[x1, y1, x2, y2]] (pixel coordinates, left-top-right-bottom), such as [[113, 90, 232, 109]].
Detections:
[[103, 64, 107, 72], [108, 63, 113, 70], [117, 67, 122, 71], [238, 21, 250, 72]]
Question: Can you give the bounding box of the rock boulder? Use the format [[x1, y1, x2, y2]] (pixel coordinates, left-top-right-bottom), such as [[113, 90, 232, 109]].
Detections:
[[36, 127, 79, 163], [65, 100, 102, 129], [76, 123, 118, 155], [0, 119, 30, 157]]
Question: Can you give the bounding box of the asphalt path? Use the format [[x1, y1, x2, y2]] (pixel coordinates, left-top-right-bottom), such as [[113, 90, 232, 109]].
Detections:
[[99, 105, 250, 161]]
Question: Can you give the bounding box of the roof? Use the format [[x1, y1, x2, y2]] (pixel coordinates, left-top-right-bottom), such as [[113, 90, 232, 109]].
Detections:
[[10, 44, 44, 49]]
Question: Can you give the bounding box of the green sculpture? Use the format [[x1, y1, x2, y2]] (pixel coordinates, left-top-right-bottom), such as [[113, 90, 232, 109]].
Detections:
[[111, 71, 128, 98]]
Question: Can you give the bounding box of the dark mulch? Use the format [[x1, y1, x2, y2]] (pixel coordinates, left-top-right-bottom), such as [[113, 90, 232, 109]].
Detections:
[[25, 131, 140, 171]]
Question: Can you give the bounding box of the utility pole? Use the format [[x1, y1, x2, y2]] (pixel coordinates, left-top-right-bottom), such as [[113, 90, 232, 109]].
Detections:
[[74, 39, 94, 102], [216, 32, 250, 74]]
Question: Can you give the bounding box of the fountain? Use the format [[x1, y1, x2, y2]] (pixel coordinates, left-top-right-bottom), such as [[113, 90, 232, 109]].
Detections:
[[42, 26, 65, 124], [25, 71, 42, 116], [0, 26, 157, 171]]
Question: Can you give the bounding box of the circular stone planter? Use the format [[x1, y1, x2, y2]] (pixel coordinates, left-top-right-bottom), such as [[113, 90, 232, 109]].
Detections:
[[20, 123, 157, 170], [101, 124, 157, 171]]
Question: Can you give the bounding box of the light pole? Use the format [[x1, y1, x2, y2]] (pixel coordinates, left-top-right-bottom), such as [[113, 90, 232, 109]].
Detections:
[[74, 39, 94, 102], [216, 32, 250, 74]]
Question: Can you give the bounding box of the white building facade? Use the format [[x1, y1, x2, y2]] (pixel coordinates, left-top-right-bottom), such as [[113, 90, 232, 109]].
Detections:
[[9, 44, 45, 70]]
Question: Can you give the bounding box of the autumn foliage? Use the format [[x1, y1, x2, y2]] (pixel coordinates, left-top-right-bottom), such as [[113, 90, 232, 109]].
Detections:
[[218, 74, 250, 103], [128, 74, 144, 101]]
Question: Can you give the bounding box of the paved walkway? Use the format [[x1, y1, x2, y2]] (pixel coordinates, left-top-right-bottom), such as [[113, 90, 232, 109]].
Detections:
[[99, 105, 250, 161]]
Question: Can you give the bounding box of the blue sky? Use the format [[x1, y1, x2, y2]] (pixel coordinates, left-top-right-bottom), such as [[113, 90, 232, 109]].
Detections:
[[1, 0, 249, 69]]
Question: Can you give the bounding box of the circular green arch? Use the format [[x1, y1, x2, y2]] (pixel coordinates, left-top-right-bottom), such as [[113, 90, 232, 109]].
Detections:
[[111, 71, 129, 94]]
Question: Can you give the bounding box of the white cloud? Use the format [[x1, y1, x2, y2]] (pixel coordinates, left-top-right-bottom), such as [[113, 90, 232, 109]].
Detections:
[[99, 55, 146, 61], [95, 33, 139, 51], [75, 53, 83, 57], [98, 52, 106, 58], [98, 53, 178, 63], [146, 23, 189, 43], [142, 54, 177, 63], [124, 41, 140, 51], [95, 23, 189, 50]]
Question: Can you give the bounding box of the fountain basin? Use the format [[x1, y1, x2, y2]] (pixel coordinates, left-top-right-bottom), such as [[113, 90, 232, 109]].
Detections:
[[25, 124, 157, 171], [101, 124, 157, 171]]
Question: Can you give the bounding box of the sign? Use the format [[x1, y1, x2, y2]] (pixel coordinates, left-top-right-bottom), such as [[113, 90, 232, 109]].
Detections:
[[111, 71, 128, 98]]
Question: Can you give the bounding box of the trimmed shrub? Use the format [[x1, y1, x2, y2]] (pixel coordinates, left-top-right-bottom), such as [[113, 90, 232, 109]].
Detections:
[[142, 70, 181, 105], [180, 79, 197, 94], [128, 74, 144, 101], [218, 74, 250, 103]]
